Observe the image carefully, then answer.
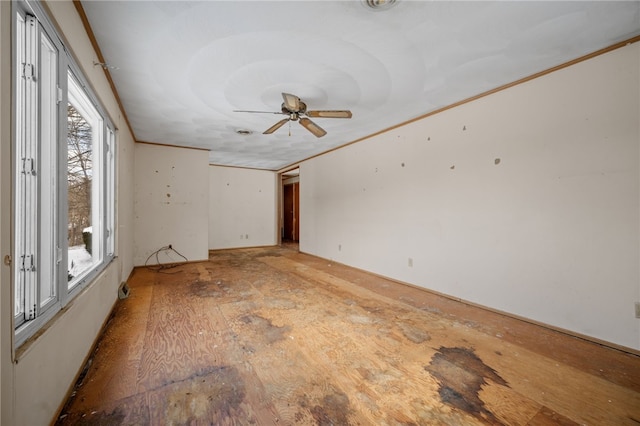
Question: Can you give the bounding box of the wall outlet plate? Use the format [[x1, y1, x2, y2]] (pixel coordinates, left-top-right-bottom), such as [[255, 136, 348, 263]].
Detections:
[[635, 302, 640, 319]]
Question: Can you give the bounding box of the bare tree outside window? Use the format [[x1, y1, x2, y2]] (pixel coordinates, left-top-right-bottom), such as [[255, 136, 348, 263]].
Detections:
[[67, 103, 93, 280]]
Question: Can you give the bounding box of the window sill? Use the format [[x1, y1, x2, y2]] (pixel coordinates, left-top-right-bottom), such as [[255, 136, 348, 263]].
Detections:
[[14, 257, 118, 363]]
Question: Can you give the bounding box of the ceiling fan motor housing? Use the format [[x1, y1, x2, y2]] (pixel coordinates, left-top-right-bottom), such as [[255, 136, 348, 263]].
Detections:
[[282, 101, 307, 114]]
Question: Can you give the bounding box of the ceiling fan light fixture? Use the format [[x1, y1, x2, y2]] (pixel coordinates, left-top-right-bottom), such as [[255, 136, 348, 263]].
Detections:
[[237, 92, 351, 138], [362, 0, 398, 11]]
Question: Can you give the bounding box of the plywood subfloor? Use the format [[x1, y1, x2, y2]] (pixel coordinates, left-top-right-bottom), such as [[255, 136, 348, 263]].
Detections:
[[56, 245, 640, 425]]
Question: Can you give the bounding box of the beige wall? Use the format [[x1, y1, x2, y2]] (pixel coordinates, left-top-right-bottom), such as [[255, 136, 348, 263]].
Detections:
[[301, 42, 640, 350], [134, 143, 209, 265], [209, 166, 278, 250], [0, 1, 136, 424], [14, 266, 119, 425]]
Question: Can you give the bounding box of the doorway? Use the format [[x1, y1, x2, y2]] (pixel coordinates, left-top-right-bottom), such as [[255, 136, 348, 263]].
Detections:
[[282, 168, 299, 242]]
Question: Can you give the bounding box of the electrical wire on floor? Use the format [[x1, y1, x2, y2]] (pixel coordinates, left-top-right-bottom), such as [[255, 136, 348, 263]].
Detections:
[[144, 244, 188, 274]]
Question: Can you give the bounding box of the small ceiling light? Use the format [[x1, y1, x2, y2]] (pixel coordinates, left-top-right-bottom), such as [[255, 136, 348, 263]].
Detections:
[[236, 129, 253, 135], [362, 0, 398, 11]]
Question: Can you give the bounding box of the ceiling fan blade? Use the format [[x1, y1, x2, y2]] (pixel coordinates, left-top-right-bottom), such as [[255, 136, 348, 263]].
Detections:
[[282, 93, 301, 112], [263, 118, 290, 134], [306, 110, 352, 119], [234, 110, 285, 114], [299, 117, 326, 138]]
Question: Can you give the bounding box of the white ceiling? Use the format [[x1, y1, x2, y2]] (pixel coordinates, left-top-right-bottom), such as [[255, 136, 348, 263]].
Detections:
[[80, 1, 640, 171]]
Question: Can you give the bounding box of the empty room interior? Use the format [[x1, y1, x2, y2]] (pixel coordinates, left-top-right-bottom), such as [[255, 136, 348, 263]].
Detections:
[[1, 0, 640, 424]]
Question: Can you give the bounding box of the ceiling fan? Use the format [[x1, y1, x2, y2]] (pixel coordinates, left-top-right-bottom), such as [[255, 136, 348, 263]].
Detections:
[[234, 93, 352, 138]]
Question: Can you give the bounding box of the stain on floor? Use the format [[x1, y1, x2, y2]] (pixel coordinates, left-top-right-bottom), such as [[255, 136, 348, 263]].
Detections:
[[55, 247, 640, 426], [297, 389, 353, 426], [57, 394, 150, 426], [238, 314, 292, 344], [310, 391, 352, 426], [58, 408, 127, 426], [190, 279, 230, 298], [425, 346, 508, 425], [162, 365, 247, 424], [397, 322, 431, 344]]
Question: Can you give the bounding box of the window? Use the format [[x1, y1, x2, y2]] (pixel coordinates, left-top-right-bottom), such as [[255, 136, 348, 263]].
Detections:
[[13, 1, 115, 346], [67, 72, 103, 287]]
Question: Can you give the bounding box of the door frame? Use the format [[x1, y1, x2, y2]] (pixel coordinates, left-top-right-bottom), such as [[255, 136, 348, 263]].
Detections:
[[279, 167, 300, 244]]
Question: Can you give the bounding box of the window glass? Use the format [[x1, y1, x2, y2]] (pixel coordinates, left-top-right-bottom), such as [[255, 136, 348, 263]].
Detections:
[[66, 102, 94, 283], [14, 11, 26, 321], [39, 28, 58, 309], [13, 1, 116, 346]]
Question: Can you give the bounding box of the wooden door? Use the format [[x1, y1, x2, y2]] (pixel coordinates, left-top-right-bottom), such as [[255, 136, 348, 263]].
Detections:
[[283, 182, 299, 241]]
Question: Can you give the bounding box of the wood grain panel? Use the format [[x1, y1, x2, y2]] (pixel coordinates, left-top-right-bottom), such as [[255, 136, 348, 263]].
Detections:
[[137, 275, 227, 392], [56, 246, 640, 425]]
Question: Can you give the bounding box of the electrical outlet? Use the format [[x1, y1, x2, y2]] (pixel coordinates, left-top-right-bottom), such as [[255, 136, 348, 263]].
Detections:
[[635, 302, 640, 319], [338, 244, 341, 251], [408, 257, 413, 267], [246, 234, 249, 239]]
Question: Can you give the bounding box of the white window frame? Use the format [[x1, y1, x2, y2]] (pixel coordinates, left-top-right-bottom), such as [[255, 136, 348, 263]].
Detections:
[[13, 0, 116, 346]]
